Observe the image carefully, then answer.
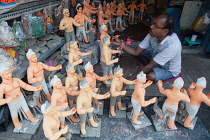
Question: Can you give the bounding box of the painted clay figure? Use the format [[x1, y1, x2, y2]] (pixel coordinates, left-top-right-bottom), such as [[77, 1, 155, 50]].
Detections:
[[42, 101, 77, 140], [0, 65, 41, 131], [121, 2, 130, 27], [157, 77, 190, 129], [104, 3, 116, 32], [137, 0, 147, 21], [100, 36, 121, 84], [128, 1, 138, 23], [99, 25, 111, 56], [51, 75, 80, 127], [111, 0, 118, 12], [74, 4, 96, 44], [65, 63, 84, 106], [98, 11, 111, 27], [102, 0, 107, 13], [131, 71, 156, 124], [110, 66, 136, 117], [59, 8, 83, 51], [77, 79, 110, 135], [116, 3, 128, 30], [183, 77, 210, 128], [27, 49, 62, 106], [85, 62, 111, 104]]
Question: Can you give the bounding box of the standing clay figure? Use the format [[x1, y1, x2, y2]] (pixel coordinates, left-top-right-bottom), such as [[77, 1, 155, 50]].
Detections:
[[110, 66, 136, 117], [104, 3, 116, 32], [68, 40, 92, 74], [77, 79, 110, 135], [42, 101, 77, 140], [65, 63, 84, 106], [85, 62, 111, 104], [116, 3, 128, 30], [59, 8, 83, 51], [128, 1, 138, 23], [27, 49, 62, 106], [131, 71, 156, 124], [51, 75, 80, 127], [74, 4, 96, 44], [0, 65, 41, 132], [157, 77, 190, 129], [99, 25, 110, 55], [102, 0, 107, 13], [137, 0, 147, 21], [111, 0, 118, 12], [100, 36, 121, 84], [98, 10, 111, 27], [182, 77, 210, 128], [121, 2, 130, 27]]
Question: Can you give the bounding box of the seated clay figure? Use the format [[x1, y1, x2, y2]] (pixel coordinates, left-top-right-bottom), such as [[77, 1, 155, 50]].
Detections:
[[131, 71, 156, 124], [157, 77, 190, 129], [0, 64, 41, 132], [77, 78, 110, 135], [42, 101, 77, 140], [27, 49, 62, 106], [51, 75, 80, 126], [110, 66, 136, 117]]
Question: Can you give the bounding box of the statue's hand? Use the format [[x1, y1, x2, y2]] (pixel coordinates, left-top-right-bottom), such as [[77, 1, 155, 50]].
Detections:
[[61, 126, 69, 134], [6, 97, 14, 104], [87, 107, 94, 113], [36, 85, 42, 91], [56, 65, 62, 70], [121, 91, 126, 95], [70, 108, 77, 114], [104, 92, 110, 99]]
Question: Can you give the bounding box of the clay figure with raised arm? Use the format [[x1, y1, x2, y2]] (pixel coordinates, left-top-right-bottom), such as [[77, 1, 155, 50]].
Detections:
[[128, 1, 138, 23], [41, 101, 77, 140], [100, 36, 121, 84], [104, 3, 116, 32], [131, 71, 156, 124], [74, 4, 96, 44], [77, 79, 110, 135], [0, 64, 41, 132], [137, 0, 147, 21], [184, 77, 210, 128], [116, 3, 128, 30], [99, 25, 111, 57], [110, 66, 136, 117], [98, 10, 111, 27], [102, 0, 107, 13], [27, 49, 62, 106], [121, 2, 131, 27], [157, 77, 190, 129], [111, 14, 181, 82], [85, 62, 111, 105], [111, 0, 118, 12], [65, 63, 84, 106], [59, 8, 83, 51], [50, 75, 80, 127]]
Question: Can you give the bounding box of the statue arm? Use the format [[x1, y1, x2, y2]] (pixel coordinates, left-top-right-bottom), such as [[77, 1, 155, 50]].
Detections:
[[139, 92, 152, 107], [80, 51, 91, 56], [111, 49, 121, 54], [77, 97, 88, 114], [84, 15, 95, 23], [65, 87, 80, 96], [17, 78, 39, 91], [68, 54, 82, 66], [123, 78, 136, 85], [0, 87, 10, 105], [95, 73, 109, 81], [110, 83, 123, 96], [202, 95, 210, 106], [72, 18, 82, 27], [27, 67, 39, 84], [90, 9, 98, 14], [43, 125, 64, 140], [157, 81, 167, 95], [77, 73, 84, 81], [91, 91, 106, 99], [74, 16, 80, 23], [57, 110, 74, 117], [104, 52, 117, 65], [41, 62, 59, 71], [51, 94, 58, 106]]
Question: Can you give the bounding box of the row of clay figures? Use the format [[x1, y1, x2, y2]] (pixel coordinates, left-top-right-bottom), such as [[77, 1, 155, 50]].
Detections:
[[59, 0, 147, 50]]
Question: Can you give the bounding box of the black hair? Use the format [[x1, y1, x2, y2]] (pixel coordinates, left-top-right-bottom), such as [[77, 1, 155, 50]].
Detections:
[[76, 5, 83, 10], [161, 14, 175, 36]]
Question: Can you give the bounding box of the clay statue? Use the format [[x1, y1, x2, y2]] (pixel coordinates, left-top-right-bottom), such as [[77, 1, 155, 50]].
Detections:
[[182, 77, 210, 128], [98, 10, 111, 27], [0, 64, 41, 132], [110, 66, 136, 117], [65, 63, 84, 106], [74, 4, 96, 44], [27, 49, 62, 106], [99, 25, 111, 56], [100, 36, 121, 84], [50, 75, 80, 127], [157, 77, 190, 129], [137, 0, 147, 21], [104, 3, 116, 32], [68, 40, 92, 74], [128, 1, 138, 23], [121, 2, 130, 27], [59, 8, 83, 51], [42, 101, 77, 140], [77, 78, 110, 135], [116, 3, 128, 30], [102, 0, 107, 13], [85, 62, 111, 104], [111, 0, 118, 13], [131, 71, 156, 124]]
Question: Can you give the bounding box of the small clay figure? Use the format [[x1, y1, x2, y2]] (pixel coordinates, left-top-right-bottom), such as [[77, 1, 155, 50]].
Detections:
[[110, 66, 136, 117], [102, 0, 107, 13], [77, 79, 110, 135], [27, 49, 62, 106], [98, 10, 111, 27], [0, 64, 41, 132], [104, 3, 116, 32], [131, 71, 156, 124], [99, 25, 111, 56], [157, 77, 190, 129], [137, 0, 147, 21], [59, 8, 83, 51], [128, 1, 138, 23], [116, 3, 128, 30]]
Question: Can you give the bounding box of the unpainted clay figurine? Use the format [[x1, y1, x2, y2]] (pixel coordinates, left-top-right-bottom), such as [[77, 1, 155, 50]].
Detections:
[[110, 66, 136, 117], [77, 79, 110, 135], [102, 0, 107, 13], [131, 71, 156, 124], [42, 101, 76, 140], [111, 0, 118, 13], [74, 4, 96, 44], [128, 1, 138, 23], [116, 3, 128, 30], [104, 3, 116, 32], [121, 2, 130, 27], [0, 64, 41, 132], [65, 63, 84, 106], [157, 77, 190, 129], [85, 62, 111, 104], [59, 8, 83, 51], [99, 25, 111, 56], [137, 0, 147, 21], [98, 10, 111, 27], [100, 36, 121, 84], [50, 75, 80, 127], [27, 49, 62, 107]]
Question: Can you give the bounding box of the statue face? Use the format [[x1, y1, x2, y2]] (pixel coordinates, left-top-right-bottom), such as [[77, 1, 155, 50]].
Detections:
[[1, 69, 12, 80], [77, 7, 83, 13], [68, 66, 75, 73], [29, 54, 37, 63], [63, 9, 70, 17], [55, 80, 62, 89], [71, 42, 78, 49], [116, 69, 123, 77], [87, 66, 94, 73], [82, 83, 90, 92]]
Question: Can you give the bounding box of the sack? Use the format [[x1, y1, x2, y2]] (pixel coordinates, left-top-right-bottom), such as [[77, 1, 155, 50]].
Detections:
[[0, 104, 11, 132]]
